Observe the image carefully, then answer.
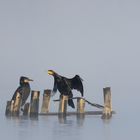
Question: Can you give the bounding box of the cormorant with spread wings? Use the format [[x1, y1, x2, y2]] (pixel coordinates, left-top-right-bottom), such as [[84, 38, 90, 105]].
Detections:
[[48, 70, 84, 108]]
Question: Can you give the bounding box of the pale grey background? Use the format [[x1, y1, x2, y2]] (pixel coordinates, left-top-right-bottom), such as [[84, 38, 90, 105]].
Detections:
[[0, 0, 140, 110], [0, 1, 140, 139]]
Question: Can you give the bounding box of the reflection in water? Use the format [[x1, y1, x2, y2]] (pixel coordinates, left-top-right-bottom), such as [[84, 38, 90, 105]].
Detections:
[[58, 114, 85, 126], [58, 114, 67, 124], [51, 115, 84, 140], [5, 115, 38, 122], [5, 115, 40, 140], [3, 114, 117, 140], [102, 117, 112, 124], [76, 114, 85, 127], [29, 115, 39, 121], [5, 115, 39, 129], [102, 118, 112, 140]]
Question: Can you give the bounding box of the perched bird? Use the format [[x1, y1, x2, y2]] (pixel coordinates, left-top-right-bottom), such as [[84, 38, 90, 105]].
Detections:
[[48, 70, 84, 108], [11, 76, 33, 107]]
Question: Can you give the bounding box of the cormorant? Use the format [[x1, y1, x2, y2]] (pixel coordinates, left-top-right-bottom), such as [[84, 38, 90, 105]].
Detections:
[[11, 76, 33, 107], [48, 70, 84, 108]]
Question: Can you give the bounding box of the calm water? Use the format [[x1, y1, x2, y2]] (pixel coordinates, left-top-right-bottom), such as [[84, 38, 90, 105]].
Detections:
[[1, 87, 140, 140], [0, 108, 140, 140]]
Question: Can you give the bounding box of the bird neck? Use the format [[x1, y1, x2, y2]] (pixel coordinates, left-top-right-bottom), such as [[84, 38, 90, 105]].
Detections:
[[54, 73, 62, 80], [20, 82, 30, 87]]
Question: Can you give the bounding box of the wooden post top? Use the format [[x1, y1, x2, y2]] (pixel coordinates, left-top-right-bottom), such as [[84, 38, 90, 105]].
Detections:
[[40, 89, 51, 114], [31, 91, 40, 99], [60, 95, 68, 100], [103, 87, 111, 92], [43, 89, 51, 97], [44, 89, 51, 93]]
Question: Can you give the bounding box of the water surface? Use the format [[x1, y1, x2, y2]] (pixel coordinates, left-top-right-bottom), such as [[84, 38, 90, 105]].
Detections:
[[0, 109, 139, 140]]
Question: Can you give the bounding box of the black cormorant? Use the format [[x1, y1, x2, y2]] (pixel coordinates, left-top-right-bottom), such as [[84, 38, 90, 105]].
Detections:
[[48, 70, 84, 108], [11, 76, 33, 107]]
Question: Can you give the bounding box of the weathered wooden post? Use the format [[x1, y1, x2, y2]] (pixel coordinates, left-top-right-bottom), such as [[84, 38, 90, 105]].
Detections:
[[5, 101, 12, 116], [102, 87, 112, 119], [59, 95, 68, 115], [23, 102, 30, 116], [29, 90, 40, 117], [5, 92, 22, 116], [77, 97, 85, 114], [12, 92, 22, 116], [77, 97, 85, 120], [41, 89, 51, 114]]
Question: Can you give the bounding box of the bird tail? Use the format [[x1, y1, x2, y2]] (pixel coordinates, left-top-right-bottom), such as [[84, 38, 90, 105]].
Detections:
[[68, 99, 75, 108]]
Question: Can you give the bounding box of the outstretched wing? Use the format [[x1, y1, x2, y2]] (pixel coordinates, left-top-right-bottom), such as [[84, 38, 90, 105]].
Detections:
[[68, 75, 84, 96], [51, 78, 57, 96]]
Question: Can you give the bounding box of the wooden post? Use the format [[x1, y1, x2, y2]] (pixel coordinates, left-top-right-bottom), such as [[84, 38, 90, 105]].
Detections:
[[59, 95, 68, 115], [77, 98, 85, 114], [23, 103, 30, 116], [10, 100, 14, 114], [29, 91, 40, 117], [41, 89, 51, 114], [102, 87, 112, 119], [5, 101, 12, 116], [12, 92, 22, 116]]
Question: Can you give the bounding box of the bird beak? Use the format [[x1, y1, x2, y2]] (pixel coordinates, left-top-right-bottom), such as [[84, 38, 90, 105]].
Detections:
[[48, 70, 54, 75], [28, 79, 33, 82], [24, 78, 33, 83]]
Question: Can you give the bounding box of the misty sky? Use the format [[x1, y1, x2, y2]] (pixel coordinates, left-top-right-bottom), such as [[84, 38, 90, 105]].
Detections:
[[0, 0, 140, 112]]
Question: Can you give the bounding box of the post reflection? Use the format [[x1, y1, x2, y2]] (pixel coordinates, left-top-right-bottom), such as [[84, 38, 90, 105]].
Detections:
[[57, 114, 85, 126], [76, 114, 85, 126], [58, 114, 67, 124]]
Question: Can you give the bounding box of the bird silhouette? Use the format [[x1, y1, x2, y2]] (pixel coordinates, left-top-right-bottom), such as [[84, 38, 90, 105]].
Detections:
[[11, 76, 33, 107], [48, 70, 84, 108]]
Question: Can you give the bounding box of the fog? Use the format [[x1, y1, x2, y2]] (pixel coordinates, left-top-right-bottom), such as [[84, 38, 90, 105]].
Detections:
[[0, 0, 140, 113]]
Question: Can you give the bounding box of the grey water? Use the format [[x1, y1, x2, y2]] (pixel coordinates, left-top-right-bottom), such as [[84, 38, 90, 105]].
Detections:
[[1, 92, 140, 140]]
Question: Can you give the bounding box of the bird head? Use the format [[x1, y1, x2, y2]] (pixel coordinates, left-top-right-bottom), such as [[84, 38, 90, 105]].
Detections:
[[48, 70, 56, 76], [20, 76, 33, 85]]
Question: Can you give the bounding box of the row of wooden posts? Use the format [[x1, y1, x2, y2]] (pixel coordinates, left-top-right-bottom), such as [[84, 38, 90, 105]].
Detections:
[[5, 87, 113, 119]]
